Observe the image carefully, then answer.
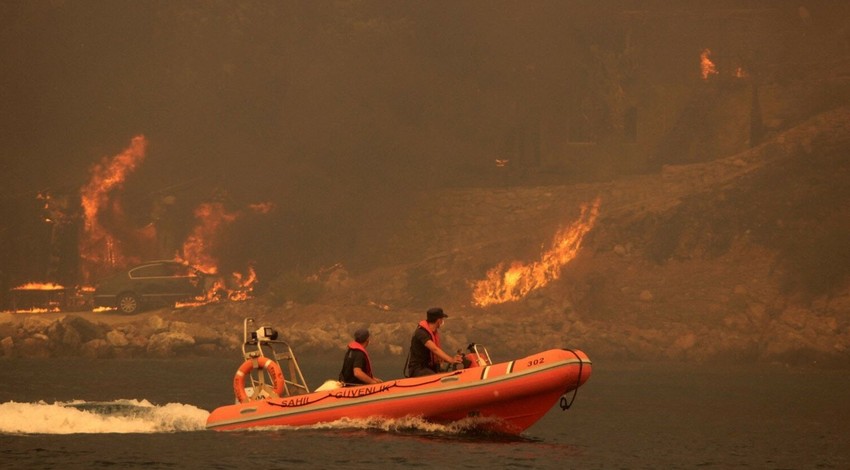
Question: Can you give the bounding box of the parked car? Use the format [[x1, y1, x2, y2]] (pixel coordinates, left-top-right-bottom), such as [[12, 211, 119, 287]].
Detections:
[[92, 260, 213, 314]]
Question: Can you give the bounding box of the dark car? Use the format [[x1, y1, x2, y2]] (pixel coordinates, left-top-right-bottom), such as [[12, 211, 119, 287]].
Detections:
[[93, 260, 212, 314]]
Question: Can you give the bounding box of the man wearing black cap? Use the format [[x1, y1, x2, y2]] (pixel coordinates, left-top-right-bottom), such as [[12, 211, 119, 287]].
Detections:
[[406, 307, 462, 377], [339, 327, 381, 385]]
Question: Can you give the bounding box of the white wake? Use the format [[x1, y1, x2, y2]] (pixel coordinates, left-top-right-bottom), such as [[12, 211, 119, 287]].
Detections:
[[0, 399, 209, 434]]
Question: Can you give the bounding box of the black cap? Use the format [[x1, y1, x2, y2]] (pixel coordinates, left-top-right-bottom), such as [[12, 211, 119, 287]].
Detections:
[[426, 307, 448, 322], [354, 328, 370, 343]]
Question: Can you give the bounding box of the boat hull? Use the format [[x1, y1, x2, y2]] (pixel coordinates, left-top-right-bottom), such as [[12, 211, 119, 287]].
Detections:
[[206, 348, 591, 434]]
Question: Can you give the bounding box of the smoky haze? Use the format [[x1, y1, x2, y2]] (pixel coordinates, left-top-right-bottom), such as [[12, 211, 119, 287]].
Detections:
[[2, 1, 541, 279], [1, 1, 846, 296]]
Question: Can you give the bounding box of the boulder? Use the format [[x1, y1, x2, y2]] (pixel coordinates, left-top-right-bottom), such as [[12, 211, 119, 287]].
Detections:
[[146, 331, 195, 357]]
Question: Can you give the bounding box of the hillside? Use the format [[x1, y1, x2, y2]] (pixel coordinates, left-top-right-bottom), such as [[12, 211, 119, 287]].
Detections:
[[310, 105, 850, 365], [2, 107, 849, 366]]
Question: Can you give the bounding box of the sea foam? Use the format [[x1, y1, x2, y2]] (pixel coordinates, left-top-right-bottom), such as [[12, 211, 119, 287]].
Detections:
[[0, 399, 209, 434]]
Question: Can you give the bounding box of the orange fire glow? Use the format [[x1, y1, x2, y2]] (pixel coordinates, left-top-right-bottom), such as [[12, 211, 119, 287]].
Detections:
[[79, 135, 148, 280], [181, 202, 237, 274], [180, 201, 269, 300], [700, 49, 718, 80], [20, 134, 271, 311], [228, 265, 258, 301], [12, 282, 65, 291], [471, 198, 601, 307]]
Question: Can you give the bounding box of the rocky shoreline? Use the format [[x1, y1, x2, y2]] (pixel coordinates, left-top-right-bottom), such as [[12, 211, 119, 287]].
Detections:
[[3, 293, 849, 369]]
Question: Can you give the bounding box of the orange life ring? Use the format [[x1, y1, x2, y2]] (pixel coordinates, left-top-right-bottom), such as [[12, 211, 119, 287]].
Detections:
[[233, 356, 285, 403]]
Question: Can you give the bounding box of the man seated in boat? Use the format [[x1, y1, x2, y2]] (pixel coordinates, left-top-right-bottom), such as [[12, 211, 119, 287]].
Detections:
[[338, 328, 382, 386], [406, 307, 463, 377]]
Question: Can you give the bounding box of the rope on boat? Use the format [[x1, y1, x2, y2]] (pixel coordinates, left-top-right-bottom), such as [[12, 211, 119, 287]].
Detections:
[[559, 349, 583, 411], [393, 370, 463, 388]]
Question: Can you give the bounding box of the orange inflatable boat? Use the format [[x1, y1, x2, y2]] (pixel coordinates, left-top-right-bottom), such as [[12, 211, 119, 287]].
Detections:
[[206, 318, 592, 434]]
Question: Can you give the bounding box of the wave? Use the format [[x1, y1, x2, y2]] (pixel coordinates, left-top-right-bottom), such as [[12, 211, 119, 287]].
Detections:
[[0, 399, 209, 434], [243, 415, 534, 441], [0, 399, 530, 440]]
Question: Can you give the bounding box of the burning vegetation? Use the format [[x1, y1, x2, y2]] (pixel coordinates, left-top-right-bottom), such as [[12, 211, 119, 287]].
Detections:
[[472, 198, 601, 307]]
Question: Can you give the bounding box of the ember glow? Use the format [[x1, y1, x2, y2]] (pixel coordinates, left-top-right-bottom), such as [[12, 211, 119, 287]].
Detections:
[[472, 198, 601, 307], [79, 135, 148, 280], [700, 48, 718, 80]]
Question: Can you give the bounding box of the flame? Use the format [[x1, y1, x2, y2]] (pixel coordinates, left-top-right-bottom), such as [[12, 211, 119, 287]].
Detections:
[[181, 202, 237, 274], [79, 135, 147, 281], [34, 134, 272, 310], [10, 308, 60, 314], [12, 282, 65, 291], [179, 202, 268, 302], [228, 266, 257, 301], [471, 198, 600, 307], [700, 49, 718, 80]]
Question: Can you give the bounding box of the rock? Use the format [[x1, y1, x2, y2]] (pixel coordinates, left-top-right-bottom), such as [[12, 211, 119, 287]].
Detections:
[[146, 331, 195, 357], [20, 335, 50, 358], [1, 336, 13, 357], [62, 316, 107, 343], [61, 325, 83, 350], [168, 321, 219, 344], [106, 329, 129, 347], [21, 316, 51, 334], [147, 315, 167, 332], [82, 339, 112, 358], [45, 321, 67, 349]]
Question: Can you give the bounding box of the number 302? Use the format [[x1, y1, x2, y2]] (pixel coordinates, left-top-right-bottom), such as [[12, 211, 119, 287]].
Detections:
[[527, 357, 545, 367]]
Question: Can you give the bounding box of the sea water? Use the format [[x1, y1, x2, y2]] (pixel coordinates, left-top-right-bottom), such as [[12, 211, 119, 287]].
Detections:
[[1, 357, 848, 469]]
